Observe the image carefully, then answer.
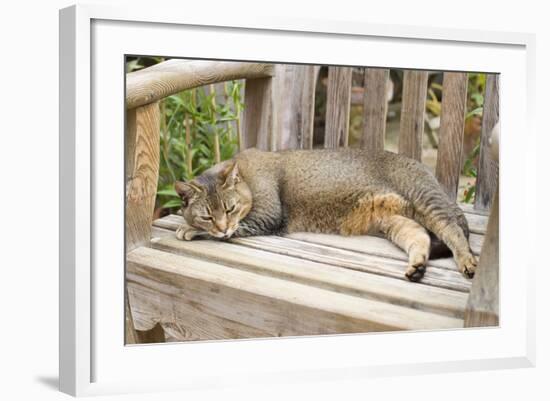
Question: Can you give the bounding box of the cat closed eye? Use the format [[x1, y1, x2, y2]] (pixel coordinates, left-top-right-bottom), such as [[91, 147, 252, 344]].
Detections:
[[198, 216, 213, 221]]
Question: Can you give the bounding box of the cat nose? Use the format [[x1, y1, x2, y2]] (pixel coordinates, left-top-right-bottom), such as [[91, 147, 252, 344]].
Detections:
[[214, 216, 228, 232], [215, 223, 227, 233]]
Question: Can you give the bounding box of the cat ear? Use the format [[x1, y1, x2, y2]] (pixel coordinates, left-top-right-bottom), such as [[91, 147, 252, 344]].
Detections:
[[222, 162, 241, 188], [174, 181, 202, 207]]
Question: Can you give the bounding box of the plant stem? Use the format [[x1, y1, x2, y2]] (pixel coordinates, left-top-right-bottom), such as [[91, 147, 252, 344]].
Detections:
[[210, 84, 221, 164], [185, 114, 193, 177], [224, 82, 233, 139], [235, 100, 242, 150], [160, 100, 177, 182], [213, 133, 221, 164]]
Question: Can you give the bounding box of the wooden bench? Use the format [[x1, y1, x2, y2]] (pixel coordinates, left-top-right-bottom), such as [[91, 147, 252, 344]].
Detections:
[[125, 60, 499, 343]]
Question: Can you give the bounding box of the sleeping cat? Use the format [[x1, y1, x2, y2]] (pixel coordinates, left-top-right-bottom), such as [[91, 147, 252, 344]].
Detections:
[[174, 148, 477, 282]]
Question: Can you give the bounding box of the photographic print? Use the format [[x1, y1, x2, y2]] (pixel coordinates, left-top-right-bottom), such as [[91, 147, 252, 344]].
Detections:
[[124, 57, 499, 344]]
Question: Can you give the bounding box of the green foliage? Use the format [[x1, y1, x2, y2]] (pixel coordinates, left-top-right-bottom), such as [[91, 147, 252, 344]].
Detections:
[[461, 139, 480, 204], [156, 82, 244, 211], [460, 73, 486, 204], [125, 56, 165, 73], [426, 73, 486, 119], [465, 72, 485, 120]]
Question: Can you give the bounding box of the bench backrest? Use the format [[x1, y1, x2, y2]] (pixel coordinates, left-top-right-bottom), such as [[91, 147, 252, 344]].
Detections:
[[125, 60, 499, 249]]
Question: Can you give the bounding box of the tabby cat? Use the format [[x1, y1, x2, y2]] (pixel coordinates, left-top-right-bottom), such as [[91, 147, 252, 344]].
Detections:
[[174, 148, 477, 282]]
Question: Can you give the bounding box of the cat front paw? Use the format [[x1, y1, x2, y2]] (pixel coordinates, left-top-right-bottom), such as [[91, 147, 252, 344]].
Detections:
[[175, 224, 200, 241], [405, 249, 428, 282], [457, 253, 477, 278]]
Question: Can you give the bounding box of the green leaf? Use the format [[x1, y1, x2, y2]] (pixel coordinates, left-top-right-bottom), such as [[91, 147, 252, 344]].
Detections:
[[466, 106, 483, 120], [157, 188, 179, 197], [162, 199, 182, 209], [463, 185, 475, 204]]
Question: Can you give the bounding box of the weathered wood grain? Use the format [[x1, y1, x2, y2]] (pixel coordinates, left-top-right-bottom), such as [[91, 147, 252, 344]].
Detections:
[[324, 67, 353, 148], [465, 122, 499, 326], [399, 70, 429, 161], [231, 236, 472, 292], [474, 74, 499, 211], [271, 65, 319, 150], [435, 72, 469, 201], [126, 287, 167, 344], [361, 68, 390, 152], [287, 231, 484, 265], [464, 212, 488, 235], [460, 203, 489, 216], [125, 291, 138, 344], [242, 77, 274, 150], [126, 102, 160, 251], [151, 235, 468, 318], [127, 279, 271, 341], [125, 108, 137, 185], [127, 247, 464, 336], [126, 60, 274, 109], [464, 186, 499, 327]]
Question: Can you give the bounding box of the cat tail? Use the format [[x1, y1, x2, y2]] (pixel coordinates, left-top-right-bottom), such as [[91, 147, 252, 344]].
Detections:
[[428, 233, 453, 259]]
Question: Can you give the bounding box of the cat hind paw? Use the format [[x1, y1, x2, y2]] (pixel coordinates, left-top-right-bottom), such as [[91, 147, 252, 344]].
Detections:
[[458, 253, 477, 278]]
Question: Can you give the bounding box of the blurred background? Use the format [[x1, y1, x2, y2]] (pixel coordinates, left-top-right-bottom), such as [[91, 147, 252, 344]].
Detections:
[[126, 57, 488, 218]]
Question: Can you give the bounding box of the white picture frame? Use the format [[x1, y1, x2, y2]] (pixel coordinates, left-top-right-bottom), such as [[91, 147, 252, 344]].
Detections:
[[59, 4, 536, 397]]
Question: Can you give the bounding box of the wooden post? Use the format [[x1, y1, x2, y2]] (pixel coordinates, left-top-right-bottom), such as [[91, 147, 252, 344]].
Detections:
[[271, 64, 319, 150], [243, 77, 274, 150], [126, 287, 166, 344], [324, 66, 353, 148], [399, 70, 429, 161], [125, 102, 161, 251], [464, 184, 499, 327], [435, 72, 468, 201], [474, 74, 499, 211], [125, 289, 139, 344], [361, 68, 389, 152]]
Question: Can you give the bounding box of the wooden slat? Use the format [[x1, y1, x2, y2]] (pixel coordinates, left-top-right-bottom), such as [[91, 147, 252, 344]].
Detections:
[[474, 74, 499, 211], [151, 235, 468, 318], [152, 216, 471, 292], [460, 202, 489, 216], [361, 68, 389, 152], [464, 212, 488, 235], [465, 186, 499, 327], [151, 225, 176, 239], [126, 102, 160, 250], [287, 231, 484, 265], [272, 64, 319, 150], [324, 67, 353, 148], [242, 77, 274, 150], [399, 70, 429, 161], [232, 236, 472, 292], [128, 280, 270, 341], [435, 72, 469, 201], [127, 247, 464, 336], [126, 60, 274, 109]]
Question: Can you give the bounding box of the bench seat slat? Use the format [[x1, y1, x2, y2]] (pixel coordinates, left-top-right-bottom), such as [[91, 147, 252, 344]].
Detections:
[[127, 247, 464, 336], [150, 235, 468, 319]]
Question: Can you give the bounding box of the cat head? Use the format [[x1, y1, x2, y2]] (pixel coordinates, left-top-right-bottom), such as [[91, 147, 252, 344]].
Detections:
[[174, 161, 252, 239]]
